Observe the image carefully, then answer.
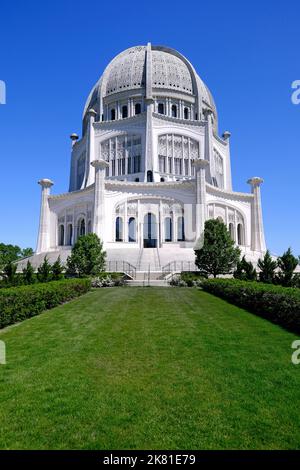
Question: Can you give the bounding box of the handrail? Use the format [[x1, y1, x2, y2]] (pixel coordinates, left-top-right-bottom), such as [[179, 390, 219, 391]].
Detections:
[[106, 260, 136, 279], [162, 260, 199, 275]]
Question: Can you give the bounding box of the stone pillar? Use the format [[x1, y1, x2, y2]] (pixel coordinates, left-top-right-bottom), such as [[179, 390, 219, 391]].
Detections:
[[36, 179, 54, 253], [85, 108, 97, 187], [124, 200, 128, 243], [193, 159, 209, 240], [204, 109, 214, 181], [91, 160, 109, 242], [247, 177, 266, 253]]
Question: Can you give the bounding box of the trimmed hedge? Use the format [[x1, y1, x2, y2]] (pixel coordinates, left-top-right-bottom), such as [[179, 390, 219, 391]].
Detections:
[[201, 279, 300, 333], [0, 278, 91, 329]]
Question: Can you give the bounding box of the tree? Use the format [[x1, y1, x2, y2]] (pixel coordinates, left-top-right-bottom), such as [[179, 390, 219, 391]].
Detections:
[[37, 256, 52, 283], [21, 247, 34, 258], [0, 243, 34, 271], [51, 256, 64, 281], [195, 219, 241, 278], [0, 243, 21, 270], [2, 261, 18, 286], [257, 250, 277, 284], [22, 260, 35, 284], [66, 233, 106, 277], [276, 248, 298, 287], [234, 256, 257, 281]]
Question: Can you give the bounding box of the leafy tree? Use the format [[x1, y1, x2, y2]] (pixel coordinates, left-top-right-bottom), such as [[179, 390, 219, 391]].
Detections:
[[2, 261, 18, 285], [21, 247, 34, 258], [51, 256, 64, 281], [22, 260, 35, 284], [234, 256, 257, 281], [0, 243, 21, 269], [195, 219, 240, 278], [276, 248, 298, 287], [37, 256, 52, 283], [0, 243, 34, 270], [66, 234, 106, 277], [257, 250, 277, 284]]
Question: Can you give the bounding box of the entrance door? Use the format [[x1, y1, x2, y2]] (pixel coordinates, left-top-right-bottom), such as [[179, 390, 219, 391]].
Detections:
[[143, 213, 157, 248]]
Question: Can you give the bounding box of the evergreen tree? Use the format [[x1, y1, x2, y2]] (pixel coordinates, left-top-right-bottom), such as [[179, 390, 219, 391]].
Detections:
[[51, 256, 64, 280], [234, 256, 257, 281], [2, 261, 18, 286], [195, 219, 240, 278], [22, 260, 35, 284], [276, 248, 298, 287], [66, 233, 106, 277], [37, 256, 52, 283], [257, 250, 277, 284]]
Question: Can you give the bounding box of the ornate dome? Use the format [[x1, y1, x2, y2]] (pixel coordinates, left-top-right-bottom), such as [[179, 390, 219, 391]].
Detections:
[[105, 46, 146, 95], [83, 43, 217, 123]]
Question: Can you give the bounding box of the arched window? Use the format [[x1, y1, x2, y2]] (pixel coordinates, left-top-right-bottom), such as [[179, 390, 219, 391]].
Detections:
[[158, 103, 164, 115], [237, 224, 244, 246], [122, 105, 128, 118], [135, 103, 141, 115], [111, 108, 116, 120], [143, 213, 157, 248], [160, 177, 165, 182], [164, 217, 172, 242], [58, 225, 64, 246], [78, 219, 85, 237], [147, 170, 153, 182], [177, 217, 185, 242], [67, 224, 73, 245], [87, 220, 92, 233], [184, 107, 189, 119], [171, 105, 177, 118], [115, 217, 123, 242], [128, 217, 136, 242], [229, 223, 234, 241]]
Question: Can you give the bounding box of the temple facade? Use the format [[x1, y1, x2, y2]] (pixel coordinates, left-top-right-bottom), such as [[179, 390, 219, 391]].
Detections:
[[31, 44, 266, 273]]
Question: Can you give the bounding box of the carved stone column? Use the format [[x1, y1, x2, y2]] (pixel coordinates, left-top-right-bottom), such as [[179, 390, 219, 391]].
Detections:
[[193, 159, 209, 240], [36, 179, 54, 253], [91, 160, 109, 242], [247, 177, 266, 252]]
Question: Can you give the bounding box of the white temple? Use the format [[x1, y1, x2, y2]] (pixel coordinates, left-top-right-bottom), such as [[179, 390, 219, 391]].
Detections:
[[23, 44, 267, 275]]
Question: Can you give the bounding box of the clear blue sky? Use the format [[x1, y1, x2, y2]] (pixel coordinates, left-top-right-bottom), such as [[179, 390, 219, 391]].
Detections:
[[0, 0, 299, 255]]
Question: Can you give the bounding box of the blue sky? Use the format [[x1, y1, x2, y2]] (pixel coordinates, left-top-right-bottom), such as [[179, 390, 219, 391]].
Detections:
[[0, 0, 299, 255]]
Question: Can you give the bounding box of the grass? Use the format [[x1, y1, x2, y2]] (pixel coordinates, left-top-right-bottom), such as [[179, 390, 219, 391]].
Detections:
[[0, 287, 300, 449]]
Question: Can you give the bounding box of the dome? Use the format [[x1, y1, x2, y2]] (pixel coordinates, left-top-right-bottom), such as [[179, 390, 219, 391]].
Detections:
[[83, 43, 217, 124], [105, 46, 147, 95]]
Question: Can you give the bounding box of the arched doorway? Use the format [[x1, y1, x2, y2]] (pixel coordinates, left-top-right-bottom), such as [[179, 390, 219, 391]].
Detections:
[[143, 213, 157, 248], [147, 170, 153, 182]]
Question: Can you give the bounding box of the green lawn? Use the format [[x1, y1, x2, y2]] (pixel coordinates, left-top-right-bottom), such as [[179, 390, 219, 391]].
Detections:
[[0, 287, 300, 450]]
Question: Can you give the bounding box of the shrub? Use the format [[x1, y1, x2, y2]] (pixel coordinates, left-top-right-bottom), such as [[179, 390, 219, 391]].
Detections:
[[234, 256, 257, 281], [0, 279, 91, 329], [201, 278, 300, 333], [91, 273, 125, 287], [180, 272, 204, 287]]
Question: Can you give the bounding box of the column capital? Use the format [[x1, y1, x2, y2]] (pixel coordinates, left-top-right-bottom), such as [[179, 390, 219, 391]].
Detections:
[[193, 158, 209, 170], [222, 130, 231, 140], [91, 159, 109, 170], [38, 178, 54, 189], [247, 176, 264, 187], [87, 108, 97, 118]]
